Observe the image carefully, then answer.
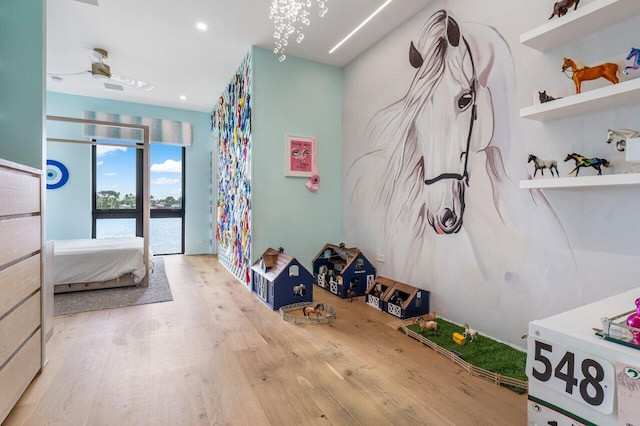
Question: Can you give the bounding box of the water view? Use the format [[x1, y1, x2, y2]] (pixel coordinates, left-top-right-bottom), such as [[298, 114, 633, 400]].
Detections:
[[96, 217, 182, 255]]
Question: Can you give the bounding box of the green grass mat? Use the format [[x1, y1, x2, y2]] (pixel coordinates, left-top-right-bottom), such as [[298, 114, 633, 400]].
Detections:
[[402, 317, 527, 382]]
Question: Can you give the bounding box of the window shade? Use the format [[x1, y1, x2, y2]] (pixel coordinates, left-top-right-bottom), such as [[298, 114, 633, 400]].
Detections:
[[83, 111, 192, 146]]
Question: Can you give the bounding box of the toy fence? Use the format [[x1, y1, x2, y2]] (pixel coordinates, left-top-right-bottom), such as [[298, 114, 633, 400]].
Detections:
[[279, 302, 337, 325], [399, 320, 528, 393]]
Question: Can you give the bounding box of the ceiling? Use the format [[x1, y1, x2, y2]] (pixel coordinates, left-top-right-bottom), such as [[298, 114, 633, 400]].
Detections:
[[46, 0, 432, 112], [46, 0, 433, 113]]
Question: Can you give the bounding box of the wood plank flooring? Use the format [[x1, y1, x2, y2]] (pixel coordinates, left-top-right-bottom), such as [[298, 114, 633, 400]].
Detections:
[[5, 255, 527, 425]]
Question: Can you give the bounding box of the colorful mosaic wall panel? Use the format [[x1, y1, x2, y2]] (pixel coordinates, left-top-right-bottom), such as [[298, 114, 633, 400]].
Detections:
[[214, 53, 252, 284]]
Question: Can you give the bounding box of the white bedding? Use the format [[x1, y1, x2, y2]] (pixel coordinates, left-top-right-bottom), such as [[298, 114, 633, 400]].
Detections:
[[54, 237, 152, 285]]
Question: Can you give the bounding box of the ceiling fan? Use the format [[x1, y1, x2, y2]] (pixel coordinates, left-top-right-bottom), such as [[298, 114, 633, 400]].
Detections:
[[49, 48, 154, 91]]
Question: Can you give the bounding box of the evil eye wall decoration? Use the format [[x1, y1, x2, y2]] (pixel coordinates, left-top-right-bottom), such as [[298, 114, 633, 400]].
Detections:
[[46, 159, 69, 189]]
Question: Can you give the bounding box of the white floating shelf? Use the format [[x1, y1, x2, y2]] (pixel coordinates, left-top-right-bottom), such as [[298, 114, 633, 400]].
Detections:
[[520, 78, 640, 121], [521, 0, 640, 51], [520, 173, 640, 189]]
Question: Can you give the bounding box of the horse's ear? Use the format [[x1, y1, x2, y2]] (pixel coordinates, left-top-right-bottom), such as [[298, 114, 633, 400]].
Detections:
[[409, 41, 423, 69], [446, 17, 460, 47]]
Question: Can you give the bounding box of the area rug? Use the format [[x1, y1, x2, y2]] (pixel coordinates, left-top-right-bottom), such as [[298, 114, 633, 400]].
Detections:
[[54, 256, 173, 316]]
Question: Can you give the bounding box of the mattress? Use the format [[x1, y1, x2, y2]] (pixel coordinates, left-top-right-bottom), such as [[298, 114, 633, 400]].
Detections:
[[53, 237, 151, 285]]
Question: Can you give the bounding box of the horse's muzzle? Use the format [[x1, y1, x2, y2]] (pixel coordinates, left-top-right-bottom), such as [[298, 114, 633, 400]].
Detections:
[[428, 207, 463, 234]]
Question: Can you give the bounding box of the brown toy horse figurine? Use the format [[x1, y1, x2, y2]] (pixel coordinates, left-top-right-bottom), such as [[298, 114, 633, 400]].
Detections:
[[549, 0, 580, 19], [562, 58, 620, 94]]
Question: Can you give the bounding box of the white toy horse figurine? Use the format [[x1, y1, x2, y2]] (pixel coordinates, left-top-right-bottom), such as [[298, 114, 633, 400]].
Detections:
[[606, 128, 640, 152], [463, 323, 478, 342]]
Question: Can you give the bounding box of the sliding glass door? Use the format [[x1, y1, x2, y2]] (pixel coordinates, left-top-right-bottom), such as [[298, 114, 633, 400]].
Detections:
[[92, 143, 184, 255]]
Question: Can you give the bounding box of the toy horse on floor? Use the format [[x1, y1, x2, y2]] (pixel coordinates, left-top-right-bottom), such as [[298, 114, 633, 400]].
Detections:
[[562, 57, 621, 94], [528, 154, 559, 178], [549, 0, 580, 19], [625, 47, 640, 75], [463, 323, 478, 342], [564, 153, 610, 176], [413, 316, 439, 334], [303, 304, 324, 318]]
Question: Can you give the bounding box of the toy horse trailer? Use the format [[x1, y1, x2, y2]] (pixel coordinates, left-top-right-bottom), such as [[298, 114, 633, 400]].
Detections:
[[251, 249, 314, 310], [312, 243, 376, 299], [365, 276, 396, 311], [382, 281, 430, 319]]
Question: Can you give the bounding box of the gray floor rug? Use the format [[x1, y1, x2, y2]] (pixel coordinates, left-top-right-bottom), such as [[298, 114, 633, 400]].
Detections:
[[54, 256, 173, 316]]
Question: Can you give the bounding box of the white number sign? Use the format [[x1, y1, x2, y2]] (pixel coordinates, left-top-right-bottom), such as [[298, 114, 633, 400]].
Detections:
[[527, 338, 615, 414]]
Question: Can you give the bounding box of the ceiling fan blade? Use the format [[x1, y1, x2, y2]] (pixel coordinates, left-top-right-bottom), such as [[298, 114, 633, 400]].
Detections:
[[111, 74, 155, 91]]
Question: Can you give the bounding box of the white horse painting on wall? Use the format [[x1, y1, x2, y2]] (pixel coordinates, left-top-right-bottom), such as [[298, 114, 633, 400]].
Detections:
[[344, 10, 579, 344]]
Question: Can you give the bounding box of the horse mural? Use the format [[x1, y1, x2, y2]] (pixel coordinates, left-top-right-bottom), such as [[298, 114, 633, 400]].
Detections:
[[343, 10, 579, 345]]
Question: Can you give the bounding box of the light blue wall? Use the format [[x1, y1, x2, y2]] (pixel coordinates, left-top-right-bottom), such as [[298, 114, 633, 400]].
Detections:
[[252, 47, 342, 270], [46, 92, 212, 254], [0, 0, 45, 169]]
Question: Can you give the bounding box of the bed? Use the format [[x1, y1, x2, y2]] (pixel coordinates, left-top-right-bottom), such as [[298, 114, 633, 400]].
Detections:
[[53, 237, 153, 293]]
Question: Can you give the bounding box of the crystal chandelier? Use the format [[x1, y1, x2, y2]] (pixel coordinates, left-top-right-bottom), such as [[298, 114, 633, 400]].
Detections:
[[269, 0, 329, 62]]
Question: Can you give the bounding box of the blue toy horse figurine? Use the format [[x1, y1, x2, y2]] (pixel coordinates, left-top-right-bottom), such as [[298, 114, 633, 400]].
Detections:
[[625, 47, 640, 75]]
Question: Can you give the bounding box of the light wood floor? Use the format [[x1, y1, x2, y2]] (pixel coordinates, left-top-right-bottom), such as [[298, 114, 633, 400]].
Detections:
[[5, 255, 526, 425]]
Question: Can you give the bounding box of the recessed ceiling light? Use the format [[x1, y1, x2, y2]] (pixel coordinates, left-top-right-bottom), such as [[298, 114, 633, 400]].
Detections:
[[180, 95, 187, 100], [196, 22, 208, 31], [329, 0, 394, 54]]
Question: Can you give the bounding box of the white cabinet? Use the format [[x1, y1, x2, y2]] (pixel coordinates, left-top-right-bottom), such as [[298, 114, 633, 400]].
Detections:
[[527, 288, 640, 426]]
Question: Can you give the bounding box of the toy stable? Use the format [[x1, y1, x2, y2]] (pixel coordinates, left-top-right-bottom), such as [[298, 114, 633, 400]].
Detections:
[[312, 243, 376, 299], [366, 277, 431, 320], [251, 248, 314, 310]]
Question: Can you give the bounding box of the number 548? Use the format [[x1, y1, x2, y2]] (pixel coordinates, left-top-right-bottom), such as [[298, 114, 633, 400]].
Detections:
[[531, 340, 609, 408]]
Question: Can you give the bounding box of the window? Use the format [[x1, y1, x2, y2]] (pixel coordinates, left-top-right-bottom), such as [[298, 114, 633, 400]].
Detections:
[[92, 143, 185, 255], [289, 265, 299, 277]]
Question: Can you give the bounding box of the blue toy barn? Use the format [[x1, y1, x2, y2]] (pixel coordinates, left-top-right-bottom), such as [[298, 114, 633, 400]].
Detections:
[[312, 243, 376, 299], [251, 248, 314, 310], [381, 280, 430, 319], [365, 276, 396, 312]]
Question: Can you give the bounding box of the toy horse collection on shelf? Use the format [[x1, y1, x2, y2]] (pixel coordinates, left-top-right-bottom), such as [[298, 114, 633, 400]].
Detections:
[[528, 154, 559, 178], [549, 0, 580, 20], [564, 153, 610, 176], [561, 57, 621, 94], [607, 128, 640, 152]]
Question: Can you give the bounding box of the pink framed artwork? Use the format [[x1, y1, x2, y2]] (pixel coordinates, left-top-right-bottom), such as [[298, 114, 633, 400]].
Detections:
[[285, 135, 317, 177]]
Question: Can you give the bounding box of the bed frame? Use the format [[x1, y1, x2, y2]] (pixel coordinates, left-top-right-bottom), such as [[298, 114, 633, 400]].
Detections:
[[46, 115, 151, 291], [54, 273, 137, 294]]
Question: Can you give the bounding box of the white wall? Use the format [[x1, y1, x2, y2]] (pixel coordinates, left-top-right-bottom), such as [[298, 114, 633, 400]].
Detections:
[[342, 0, 640, 347]]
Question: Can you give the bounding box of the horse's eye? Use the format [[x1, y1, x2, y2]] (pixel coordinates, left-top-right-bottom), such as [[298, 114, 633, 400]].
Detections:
[[457, 91, 474, 111]]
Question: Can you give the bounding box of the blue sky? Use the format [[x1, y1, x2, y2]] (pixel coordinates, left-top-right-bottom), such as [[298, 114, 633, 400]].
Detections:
[[96, 144, 182, 199]]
